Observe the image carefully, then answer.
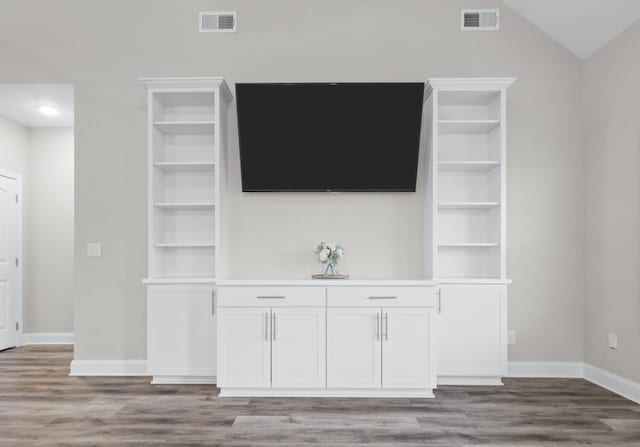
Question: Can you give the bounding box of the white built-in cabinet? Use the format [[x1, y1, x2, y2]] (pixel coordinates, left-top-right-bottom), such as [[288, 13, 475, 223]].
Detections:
[[141, 77, 232, 384], [217, 306, 326, 389], [217, 281, 437, 397], [327, 307, 433, 390], [271, 307, 326, 389], [217, 307, 272, 388], [436, 284, 507, 385], [146, 284, 216, 381], [424, 78, 514, 385], [327, 307, 382, 388], [138, 76, 515, 391]]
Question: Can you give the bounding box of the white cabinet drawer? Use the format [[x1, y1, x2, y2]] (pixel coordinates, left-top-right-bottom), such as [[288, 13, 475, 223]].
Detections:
[[327, 287, 437, 307], [218, 286, 325, 307]]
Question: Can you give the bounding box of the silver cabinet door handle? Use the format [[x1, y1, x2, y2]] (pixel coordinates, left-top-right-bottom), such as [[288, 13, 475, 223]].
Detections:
[[368, 296, 397, 300], [211, 290, 215, 315], [376, 313, 380, 341], [438, 289, 442, 315], [257, 296, 285, 299], [384, 313, 389, 341], [272, 312, 276, 341], [265, 312, 269, 341]]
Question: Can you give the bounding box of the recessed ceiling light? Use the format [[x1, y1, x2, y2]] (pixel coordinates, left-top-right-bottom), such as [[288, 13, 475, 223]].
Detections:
[[38, 105, 59, 116]]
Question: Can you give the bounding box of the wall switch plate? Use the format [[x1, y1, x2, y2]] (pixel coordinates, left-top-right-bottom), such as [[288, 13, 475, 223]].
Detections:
[[608, 332, 618, 350], [87, 243, 102, 257], [507, 330, 516, 345]]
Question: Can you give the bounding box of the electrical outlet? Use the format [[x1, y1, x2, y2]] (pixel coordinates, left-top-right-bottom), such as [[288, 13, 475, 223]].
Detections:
[[87, 243, 102, 257], [507, 330, 516, 345], [608, 332, 618, 350]]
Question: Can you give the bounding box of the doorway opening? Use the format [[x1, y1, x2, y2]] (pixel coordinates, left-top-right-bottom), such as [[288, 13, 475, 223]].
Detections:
[[0, 84, 74, 350]]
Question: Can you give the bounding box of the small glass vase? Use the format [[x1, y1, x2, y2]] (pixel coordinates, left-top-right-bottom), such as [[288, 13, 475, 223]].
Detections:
[[323, 262, 338, 276]]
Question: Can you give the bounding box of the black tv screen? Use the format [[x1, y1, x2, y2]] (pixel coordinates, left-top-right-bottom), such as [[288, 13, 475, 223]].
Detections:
[[235, 82, 424, 192]]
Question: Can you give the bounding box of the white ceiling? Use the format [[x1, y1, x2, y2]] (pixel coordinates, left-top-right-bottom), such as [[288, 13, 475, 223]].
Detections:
[[0, 84, 74, 128], [504, 0, 640, 60]]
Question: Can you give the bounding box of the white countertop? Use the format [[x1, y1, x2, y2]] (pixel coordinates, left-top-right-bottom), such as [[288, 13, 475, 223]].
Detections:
[[143, 277, 511, 286], [216, 277, 437, 287]]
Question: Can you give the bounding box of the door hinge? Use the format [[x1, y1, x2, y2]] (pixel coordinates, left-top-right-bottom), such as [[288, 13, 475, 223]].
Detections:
[[15, 322, 19, 331], [15, 258, 19, 267], [15, 194, 18, 203]]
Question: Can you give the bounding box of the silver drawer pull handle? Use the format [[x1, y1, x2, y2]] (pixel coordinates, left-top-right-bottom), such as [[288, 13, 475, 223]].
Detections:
[[384, 313, 389, 341], [257, 296, 286, 299], [368, 296, 397, 300], [272, 312, 276, 341]]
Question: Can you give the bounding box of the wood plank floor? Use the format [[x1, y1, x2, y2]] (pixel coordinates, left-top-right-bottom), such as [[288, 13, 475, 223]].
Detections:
[[1, 346, 640, 446]]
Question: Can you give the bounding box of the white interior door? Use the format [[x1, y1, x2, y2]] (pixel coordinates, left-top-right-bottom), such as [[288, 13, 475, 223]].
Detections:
[[271, 307, 326, 389], [327, 307, 381, 389], [217, 307, 271, 388], [0, 174, 18, 351], [382, 307, 432, 389]]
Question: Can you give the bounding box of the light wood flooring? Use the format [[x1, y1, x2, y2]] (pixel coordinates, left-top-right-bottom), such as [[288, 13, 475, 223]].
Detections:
[[1, 345, 640, 446]]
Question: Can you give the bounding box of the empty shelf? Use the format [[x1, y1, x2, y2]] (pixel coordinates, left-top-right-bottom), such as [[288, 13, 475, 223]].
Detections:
[[438, 161, 500, 171], [154, 121, 215, 134], [154, 202, 215, 210], [438, 120, 500, 134], [154, 162, 215, 172], [438, 202, 500, 209], [438, 243, 500, 247], [155, 243, 215, 248]]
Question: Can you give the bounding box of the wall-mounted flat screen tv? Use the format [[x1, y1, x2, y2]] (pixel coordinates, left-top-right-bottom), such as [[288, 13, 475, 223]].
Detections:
[[235, 82, 425, 192]]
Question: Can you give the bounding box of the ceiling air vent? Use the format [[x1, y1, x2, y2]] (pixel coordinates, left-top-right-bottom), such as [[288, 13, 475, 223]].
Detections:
[[199, 11, 236, 32], [461, 9, 499, 31]]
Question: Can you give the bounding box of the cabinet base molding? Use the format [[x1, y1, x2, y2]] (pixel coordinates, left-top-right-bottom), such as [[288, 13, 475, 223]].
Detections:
[[437, 376, 503, 386], [219, 388, 434, 398], [151, 375, 216, 385]]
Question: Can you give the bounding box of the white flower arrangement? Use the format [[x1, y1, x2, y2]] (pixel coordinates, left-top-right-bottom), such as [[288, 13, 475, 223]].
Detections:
[[314, 241, 344, 276]]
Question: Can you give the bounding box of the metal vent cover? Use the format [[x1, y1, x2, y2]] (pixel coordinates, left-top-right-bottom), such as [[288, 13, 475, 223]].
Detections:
[[461, 9, 499, 31], [199, 11, 236, 32]]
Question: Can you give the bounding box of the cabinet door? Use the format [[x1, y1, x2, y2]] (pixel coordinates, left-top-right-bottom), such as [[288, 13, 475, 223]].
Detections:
[[382, 307, 433, 389], [217, 307, 271, 388], [271, 307, 326, 388], [327, 307, 381, 389], [147, 285, 216, 377], [437, 285, 507, 378]]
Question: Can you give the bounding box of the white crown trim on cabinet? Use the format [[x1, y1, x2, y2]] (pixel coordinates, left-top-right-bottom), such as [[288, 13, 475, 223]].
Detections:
[[69, 360, 148, 377], [22, 332, 74, 345]]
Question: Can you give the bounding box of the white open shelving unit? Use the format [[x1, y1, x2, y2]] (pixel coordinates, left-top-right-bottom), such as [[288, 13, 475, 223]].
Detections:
[[428, 83, 510, 280], [424, 78, 514, 386], [144, 82, 231, 281], [141, 77, 232, 384]]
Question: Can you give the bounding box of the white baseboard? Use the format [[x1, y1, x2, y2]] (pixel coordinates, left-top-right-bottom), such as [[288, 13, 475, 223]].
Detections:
[[506, 361, 639, 405], [69, 360, 148, 376], [64, 358, 640, 405], [584, 363, 640, 405], [22, 332, 74, 345], [507, 361, 584, 378]]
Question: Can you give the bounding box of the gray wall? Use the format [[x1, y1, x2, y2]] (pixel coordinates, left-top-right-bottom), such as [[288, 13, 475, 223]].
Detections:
[[0, 0, 586, 362], [26, 128, 74, 333], [584, 20, 640, 382], [0, 116, 74, 334]]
